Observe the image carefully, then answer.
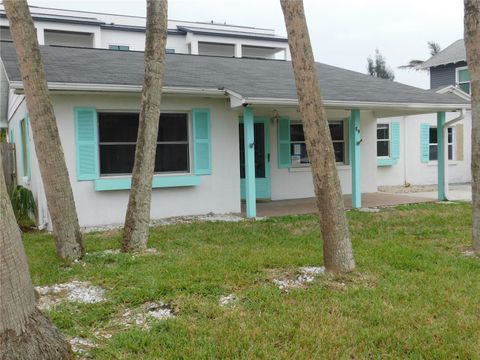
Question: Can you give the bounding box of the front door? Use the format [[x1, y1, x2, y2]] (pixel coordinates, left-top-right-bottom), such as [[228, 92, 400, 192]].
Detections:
[[239, 117, 271, 199]]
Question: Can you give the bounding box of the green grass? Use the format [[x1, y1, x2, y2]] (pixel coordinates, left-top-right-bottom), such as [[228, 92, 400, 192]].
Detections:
[[24, 202, 480, 359]]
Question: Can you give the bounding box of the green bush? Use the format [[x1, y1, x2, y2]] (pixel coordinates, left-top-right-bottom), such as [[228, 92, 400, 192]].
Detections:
[[10, 185, 37, 228]]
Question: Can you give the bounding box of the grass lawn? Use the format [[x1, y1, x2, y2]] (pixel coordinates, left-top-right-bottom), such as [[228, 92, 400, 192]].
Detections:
[[24, 202, 480, 359]]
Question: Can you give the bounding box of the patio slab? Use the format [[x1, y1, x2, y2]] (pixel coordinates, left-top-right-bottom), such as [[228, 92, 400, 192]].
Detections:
[[243, 192, 434, 218]]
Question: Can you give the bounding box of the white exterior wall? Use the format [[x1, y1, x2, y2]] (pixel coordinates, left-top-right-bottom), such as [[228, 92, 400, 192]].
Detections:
[[377, 111, 471, 186], [100, 29, 145, 51], [253, 108, 377, 200], [49, 94, 240, 228]]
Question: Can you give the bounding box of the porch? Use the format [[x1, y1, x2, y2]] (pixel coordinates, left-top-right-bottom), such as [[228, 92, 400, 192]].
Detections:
[[242, 192, 434, 218]]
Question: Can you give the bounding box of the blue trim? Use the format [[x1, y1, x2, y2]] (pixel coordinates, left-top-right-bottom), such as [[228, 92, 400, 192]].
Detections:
[[192, 108, 212, 175], [74, 107, 99, 181], [9, 128, 14, 144], [95, 175, 202, 191], [349, 109, 361, 208], [377, 158, 398, 166], [437, 112, 446, 201], [420, 123, 430, 163], [243, 107, 256, 218]]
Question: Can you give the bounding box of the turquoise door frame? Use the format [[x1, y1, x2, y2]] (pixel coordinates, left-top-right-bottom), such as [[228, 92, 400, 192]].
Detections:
[[239, 116, 271, 201]]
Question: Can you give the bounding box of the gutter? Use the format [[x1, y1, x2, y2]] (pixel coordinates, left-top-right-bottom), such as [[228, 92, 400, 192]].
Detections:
[[11, 81, 227, 97], [240, 96, 470, 112]]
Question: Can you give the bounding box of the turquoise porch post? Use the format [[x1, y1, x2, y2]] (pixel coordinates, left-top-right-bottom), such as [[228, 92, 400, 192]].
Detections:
[[243, 106, 256, 218], [437, 111, 446, 201], [349, 109, 361, 208]]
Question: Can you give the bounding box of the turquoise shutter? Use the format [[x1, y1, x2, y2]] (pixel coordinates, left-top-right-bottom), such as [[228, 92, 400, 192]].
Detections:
[[277, 117, 291, 168], [74, 107, 99, 180], [192, 108, 211, 175], [9, 129, 14, 144], [420, 123, 430, 163], [391, 122, 400, 159]]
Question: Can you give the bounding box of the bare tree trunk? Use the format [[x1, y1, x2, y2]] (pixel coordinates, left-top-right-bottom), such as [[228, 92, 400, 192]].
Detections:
[[0, 153, 73, 360], [280, 0, 355, 273], [4, 0, 84, 260], [465, 0, 480, 252], [122, 0, 168, 252]]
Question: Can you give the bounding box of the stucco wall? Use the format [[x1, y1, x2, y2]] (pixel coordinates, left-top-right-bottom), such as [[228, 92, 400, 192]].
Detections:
[[49, 94, 241, 228], [377, 111, 471, 186]]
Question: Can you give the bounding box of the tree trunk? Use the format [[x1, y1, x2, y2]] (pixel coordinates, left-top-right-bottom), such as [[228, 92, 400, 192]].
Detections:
[[465, 0, 480, 252], [4, 0, 84, 260], [280, 0, 355, 273], [0, 152, 73, 360], [122, 0, 168, 252]]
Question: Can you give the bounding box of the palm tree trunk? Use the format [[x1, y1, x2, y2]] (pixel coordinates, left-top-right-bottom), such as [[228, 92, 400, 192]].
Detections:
[[280, 0, 355, 273], [4, 0, 84, 260], [0, 152, 73, 359], [122, 0, 168, 252], [465, 0, 480, 252]]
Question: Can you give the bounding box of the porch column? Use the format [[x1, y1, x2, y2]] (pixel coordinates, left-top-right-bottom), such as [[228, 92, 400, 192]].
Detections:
[[243, 106, 256, 218], [437, 111, 447, 200], [349, 109, 361, 208]]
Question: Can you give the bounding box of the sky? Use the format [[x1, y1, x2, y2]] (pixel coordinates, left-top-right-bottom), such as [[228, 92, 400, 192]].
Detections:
[[27, 0, 465, 89]]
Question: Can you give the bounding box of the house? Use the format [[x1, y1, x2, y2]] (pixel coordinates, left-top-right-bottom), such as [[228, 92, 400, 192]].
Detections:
[[377, 39, 471, 198], [0, 38, 469, 228]]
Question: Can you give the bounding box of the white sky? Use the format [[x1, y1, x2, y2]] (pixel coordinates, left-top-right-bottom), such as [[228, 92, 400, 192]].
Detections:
[[28, 0, 465, 89]]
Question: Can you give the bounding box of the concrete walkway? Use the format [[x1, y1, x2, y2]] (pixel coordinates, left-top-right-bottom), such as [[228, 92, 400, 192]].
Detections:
[[248, 192, 434, 218], [397, 183, 472, 202]]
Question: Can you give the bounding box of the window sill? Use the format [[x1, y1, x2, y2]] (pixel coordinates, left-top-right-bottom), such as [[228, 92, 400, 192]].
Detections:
[[427, 161, 460, 167], [95, 174, 202, 191], [377, 158, 398, 167]]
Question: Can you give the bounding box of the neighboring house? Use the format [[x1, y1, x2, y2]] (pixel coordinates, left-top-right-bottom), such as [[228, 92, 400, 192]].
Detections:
[[0, 5, 290, 58], [377, 39, 471, 191], [0, 40, 468, 228]]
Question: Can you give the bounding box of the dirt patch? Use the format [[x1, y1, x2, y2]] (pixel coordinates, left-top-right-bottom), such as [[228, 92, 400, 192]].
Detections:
[[112, 301, 175, 330], [152, 213, 244, 226], [271, 266, 325, 292], [35, 280, 106, 311]]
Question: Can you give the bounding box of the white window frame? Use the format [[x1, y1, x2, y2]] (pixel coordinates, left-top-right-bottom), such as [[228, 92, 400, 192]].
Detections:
[[376, 123, 390, 159], [429, 126, 454, 162], [97, 110, 192, 177], [455, 66, 470, 95], [108, 44, 130, 51]]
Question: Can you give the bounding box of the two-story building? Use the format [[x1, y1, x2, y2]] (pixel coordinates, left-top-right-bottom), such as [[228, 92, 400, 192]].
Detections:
[[377, 39, 471, 195]]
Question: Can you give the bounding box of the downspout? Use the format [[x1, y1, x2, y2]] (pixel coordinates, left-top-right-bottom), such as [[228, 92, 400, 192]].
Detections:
[[442, 109, 466, 200]]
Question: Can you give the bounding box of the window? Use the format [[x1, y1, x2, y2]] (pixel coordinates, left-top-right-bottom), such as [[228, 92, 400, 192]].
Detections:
[[429, 126, 453, 161], [109, 45, 130, 51], [166, 48, 176, 54], [377, 124, 390, 157], [20, 118, 29, 176], [289, 121, 345, 165], [456, 67, 470, 94], [98, 112, 189, 176]]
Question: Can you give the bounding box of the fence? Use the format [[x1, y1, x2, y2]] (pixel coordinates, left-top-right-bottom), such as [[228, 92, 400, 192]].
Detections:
[[0, 142, 16, 193]]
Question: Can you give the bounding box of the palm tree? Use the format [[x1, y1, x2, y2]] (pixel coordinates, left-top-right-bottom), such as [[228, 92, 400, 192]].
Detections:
[[123, 0, 168, 252], [4, 0, 84, 260], [399, 41, 442, 70], [0, 152, 72, 359], [280, 0, 355, 273]]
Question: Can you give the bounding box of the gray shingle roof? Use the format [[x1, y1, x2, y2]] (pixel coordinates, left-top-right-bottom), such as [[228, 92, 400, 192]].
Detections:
[[421, 39, 466, 69], [0, 41, 467, 106]]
